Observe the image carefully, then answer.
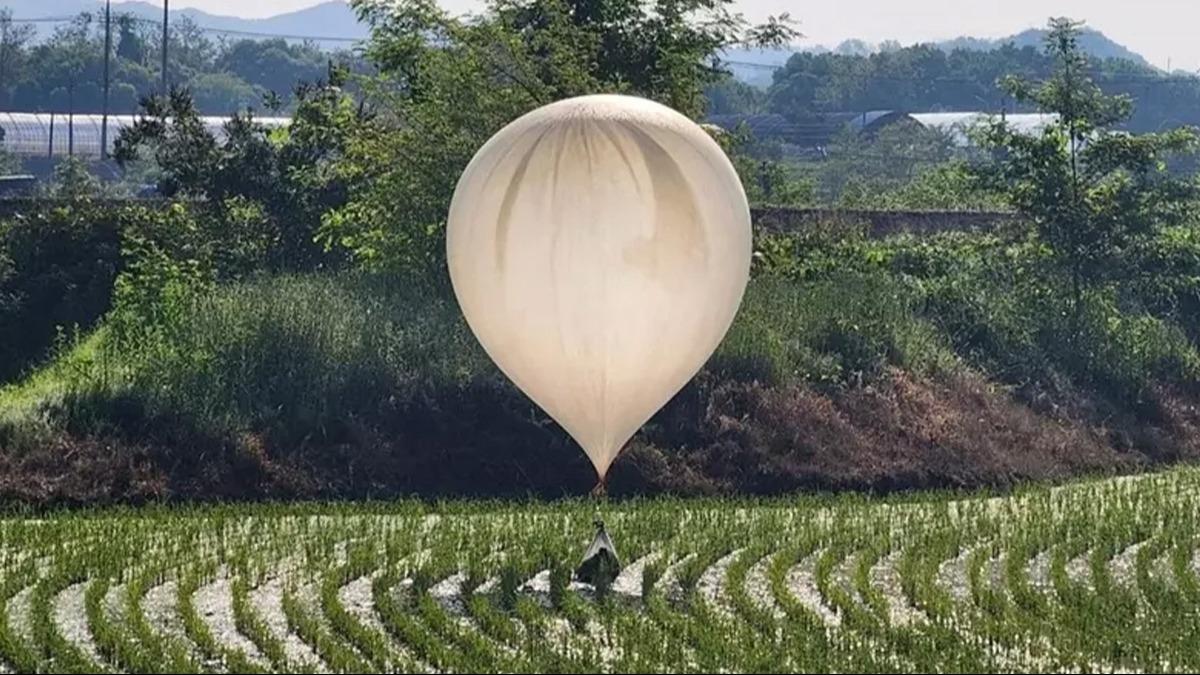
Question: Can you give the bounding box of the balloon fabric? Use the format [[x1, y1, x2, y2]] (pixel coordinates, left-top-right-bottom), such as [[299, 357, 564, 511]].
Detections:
[[447, 94, 752, 483]]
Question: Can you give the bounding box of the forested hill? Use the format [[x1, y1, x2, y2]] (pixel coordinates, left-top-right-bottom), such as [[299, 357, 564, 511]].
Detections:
[[717, 39, 1195, 134], [0, 0, 368, 46], [1, 1, 1190, 131], [936, 27, 1150, 66], [0, 4, 360, 115], [726, 26, 1151, 73]]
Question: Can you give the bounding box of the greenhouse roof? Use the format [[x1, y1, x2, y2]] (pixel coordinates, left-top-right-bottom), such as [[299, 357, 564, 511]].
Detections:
[[910, 112, 1059, 145], [0, 113, 290, 159]]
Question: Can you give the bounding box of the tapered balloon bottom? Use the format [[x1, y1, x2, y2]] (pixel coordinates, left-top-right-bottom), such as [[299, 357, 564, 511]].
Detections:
[[590, 478, 608, 499]]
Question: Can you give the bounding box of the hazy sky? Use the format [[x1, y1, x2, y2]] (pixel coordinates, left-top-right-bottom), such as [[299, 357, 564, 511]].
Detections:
[[169, 0, 1200, 72]]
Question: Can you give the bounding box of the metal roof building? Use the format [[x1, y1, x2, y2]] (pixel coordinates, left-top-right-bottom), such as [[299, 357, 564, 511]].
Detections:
[[704, 110, 1061, 153], [909, 112, 1059, 146], [0, 113, 291, 159], [705, 111, 906, 148]]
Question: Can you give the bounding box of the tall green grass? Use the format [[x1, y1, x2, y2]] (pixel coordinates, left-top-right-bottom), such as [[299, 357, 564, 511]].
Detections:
[[2, 270, 952, 443], [718, 272, 955, 387], [6, 230, 1200, 452]]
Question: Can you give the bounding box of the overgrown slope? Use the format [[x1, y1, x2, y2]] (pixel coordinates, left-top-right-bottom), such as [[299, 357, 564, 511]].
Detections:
[[5, 225, 1200, 506]]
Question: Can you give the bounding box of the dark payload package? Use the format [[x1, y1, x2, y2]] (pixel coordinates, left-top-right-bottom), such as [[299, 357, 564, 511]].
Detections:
[[575, 518, 621, 588]]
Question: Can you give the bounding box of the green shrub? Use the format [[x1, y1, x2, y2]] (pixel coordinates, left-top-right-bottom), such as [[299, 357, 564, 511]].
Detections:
[[9, 223, 1200, 461], [751, 227, 1200, 403], [1073, 294, 1200, 400], [85, 273, 489, 439], [717, 272, 954, 388], [873, 232, 1200, 402], [0, 204, 122, 383]]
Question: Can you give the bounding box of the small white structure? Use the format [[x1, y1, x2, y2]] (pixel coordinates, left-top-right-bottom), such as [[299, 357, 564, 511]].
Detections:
[[910, 112, 1059, 146]]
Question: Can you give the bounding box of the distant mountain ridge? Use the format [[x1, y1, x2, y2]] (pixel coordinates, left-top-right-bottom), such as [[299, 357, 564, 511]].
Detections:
[[724, 26, 1153, 87], [1, 0, 369, 48], [936, 28, 1150, 67], [1, 1, 1154, 70]]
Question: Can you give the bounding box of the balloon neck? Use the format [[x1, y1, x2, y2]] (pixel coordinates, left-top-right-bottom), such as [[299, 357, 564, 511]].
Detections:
[[590, 476, 608, 499]]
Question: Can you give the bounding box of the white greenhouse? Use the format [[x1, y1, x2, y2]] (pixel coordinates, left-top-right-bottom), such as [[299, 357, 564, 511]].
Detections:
[[909, 112, 1060, 146], [0, 113, 291, 160]]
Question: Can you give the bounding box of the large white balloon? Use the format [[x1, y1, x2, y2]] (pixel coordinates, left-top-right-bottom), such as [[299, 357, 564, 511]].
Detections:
[[447, 94, 751, 482]]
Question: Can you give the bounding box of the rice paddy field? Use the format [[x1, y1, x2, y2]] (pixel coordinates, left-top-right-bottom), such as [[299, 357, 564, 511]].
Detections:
[[2, 467, 1200, 673]]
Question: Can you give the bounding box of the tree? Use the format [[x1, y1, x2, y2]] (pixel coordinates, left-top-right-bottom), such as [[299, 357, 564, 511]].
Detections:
[[30, 15, 101, 113], [171, 17, 216, 76], [815, 122, 957, 204], [0, 9, 34, 108], [190, 72, 261, 114], [319, 0, 797, 276], [977, 18, 1200, 335], [46, 157, 102, 200], [116, 14, 146, 64], [704, 76, 764, 115], [114, 72, 360, 270], [215, 39, 328, 107]]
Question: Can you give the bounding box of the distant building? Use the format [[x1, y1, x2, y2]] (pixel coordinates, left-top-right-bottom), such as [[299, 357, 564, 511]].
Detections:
[[704, 110, 1059, 154], [0, 175, 36, 198], [909, 112, 1059, 146], [705, 111, 906, 151], [0, 113, 291, 161]]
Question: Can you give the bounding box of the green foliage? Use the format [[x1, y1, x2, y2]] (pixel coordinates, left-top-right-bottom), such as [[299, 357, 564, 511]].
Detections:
[[319, 0, 796, 276], [114, 81, 358, 270], [108, 203, 219, 353], [871, 162, 1006, 210], [44, 157, 102, 200], [1, 10, 355, 114], [0, 195, 312, 387], [726, 118, 999, 209], [114, 14, 144, 64], [718, 272, 952, 387], [74, 273, 489, 439], [763, 34, 1200, 135], [0, 10, 34, 109], [14, 264, 957, 446], [0, 204, 123, 384], [748, 225, 1200, 402], [704, 76, 765, 115], [214, 39, 330, 106], [815, 124, 959, 205], [189, 72, 262, 114], [977, 18, 1200, 336], [715, 125, 816, 206]]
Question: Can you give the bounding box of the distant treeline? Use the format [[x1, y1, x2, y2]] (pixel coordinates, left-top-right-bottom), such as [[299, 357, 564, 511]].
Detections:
[[0, 9, 361, 115], [711, 42, 1200, 133]]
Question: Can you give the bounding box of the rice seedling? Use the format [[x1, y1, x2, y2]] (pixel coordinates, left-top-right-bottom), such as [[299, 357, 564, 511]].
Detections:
[[1, 468, 1200, 672]]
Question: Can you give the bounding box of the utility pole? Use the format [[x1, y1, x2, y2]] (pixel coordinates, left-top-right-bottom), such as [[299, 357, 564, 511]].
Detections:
[[101, 0, 111, 159], [0, 18, 9, 110], [161, 0, 169, 96]]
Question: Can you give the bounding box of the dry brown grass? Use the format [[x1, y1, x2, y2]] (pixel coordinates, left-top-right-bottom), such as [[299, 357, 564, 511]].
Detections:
[[5, 366, 1198, 508]]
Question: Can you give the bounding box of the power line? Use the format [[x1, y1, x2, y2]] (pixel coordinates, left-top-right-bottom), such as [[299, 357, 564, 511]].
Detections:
[[5, 16, 82, 23], [175, 26, 361, 43], [101, 0, 111, 159], [161, 1, 168, 95]]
